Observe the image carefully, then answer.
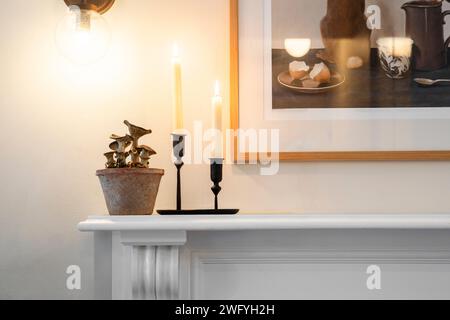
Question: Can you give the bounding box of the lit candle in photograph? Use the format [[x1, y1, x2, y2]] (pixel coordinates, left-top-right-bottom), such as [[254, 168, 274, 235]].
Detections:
[[377, 37, 413, 57], [172, 43, 184, 132], [377, 37, 414, 79], [284, 38, 311, 58], [212, 80, 223, 157]]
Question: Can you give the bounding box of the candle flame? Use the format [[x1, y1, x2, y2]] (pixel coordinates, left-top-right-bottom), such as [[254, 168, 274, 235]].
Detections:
[[214, 80, 221, 96], [172, 42, 180, 58]]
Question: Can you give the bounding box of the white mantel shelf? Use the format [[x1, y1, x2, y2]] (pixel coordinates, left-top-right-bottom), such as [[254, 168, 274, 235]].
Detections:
[[78, 213, 450, 232], [80, 213, 450, 300]]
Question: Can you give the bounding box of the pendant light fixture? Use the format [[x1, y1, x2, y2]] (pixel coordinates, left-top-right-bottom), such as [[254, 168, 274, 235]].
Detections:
[[56, 0, 115, 65]]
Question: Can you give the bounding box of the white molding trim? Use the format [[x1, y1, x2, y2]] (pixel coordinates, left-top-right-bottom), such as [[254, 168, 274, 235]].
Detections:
[[191, 250, 450, 265], [190, 249, 450, 299], [78, 214, 450, 232]]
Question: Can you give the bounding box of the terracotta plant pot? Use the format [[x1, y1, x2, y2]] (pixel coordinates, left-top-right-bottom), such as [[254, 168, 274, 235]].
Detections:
[[97, 168, 165, 216]]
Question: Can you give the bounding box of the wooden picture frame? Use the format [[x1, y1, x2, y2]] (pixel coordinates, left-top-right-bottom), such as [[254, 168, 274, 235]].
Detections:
[[229, 0, 450, 162]]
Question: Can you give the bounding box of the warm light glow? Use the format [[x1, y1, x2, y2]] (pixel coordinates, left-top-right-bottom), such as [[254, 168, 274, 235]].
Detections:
[[377, 37, 414, 57], [284, 38, 311, 58], [56, 5, 111, 65], [172, 43, 180, 59], [214, 80, 221, 96]]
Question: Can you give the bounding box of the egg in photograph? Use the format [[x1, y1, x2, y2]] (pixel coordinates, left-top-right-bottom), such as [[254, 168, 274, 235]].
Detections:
[[310, 62, 331, 84], [289, 61, 309, 80]]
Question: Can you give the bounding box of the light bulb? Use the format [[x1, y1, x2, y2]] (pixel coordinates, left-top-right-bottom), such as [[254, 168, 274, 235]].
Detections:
[[284, 38, 311, 58], [56, 5, 111, 65]]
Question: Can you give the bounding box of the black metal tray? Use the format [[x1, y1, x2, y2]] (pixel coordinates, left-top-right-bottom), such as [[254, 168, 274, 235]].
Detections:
[[157, 209, 239, 216]]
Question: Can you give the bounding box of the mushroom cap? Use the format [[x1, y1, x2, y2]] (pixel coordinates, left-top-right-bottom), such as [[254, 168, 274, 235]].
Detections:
[[124, 120, 152, 139], [109, 141, 119, 151], [109, 134, 132, 152], [109, 141, 131, 152], [137, 145, 157, 156], [110, 134, 133, 143], [104, 151, 116, 157]]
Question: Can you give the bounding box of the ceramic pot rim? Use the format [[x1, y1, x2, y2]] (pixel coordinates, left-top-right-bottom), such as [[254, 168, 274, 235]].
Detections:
[[96, 168, 165, 176]]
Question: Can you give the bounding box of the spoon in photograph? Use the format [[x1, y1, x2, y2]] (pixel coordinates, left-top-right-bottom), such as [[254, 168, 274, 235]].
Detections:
[[414, 78, 450, 87]]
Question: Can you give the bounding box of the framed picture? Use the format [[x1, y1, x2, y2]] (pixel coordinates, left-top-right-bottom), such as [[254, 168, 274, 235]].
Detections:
[[230, 0, 450, 161]]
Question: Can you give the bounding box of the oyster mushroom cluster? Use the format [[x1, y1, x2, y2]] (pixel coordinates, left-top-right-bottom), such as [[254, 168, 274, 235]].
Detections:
[[104, 121, 157, 169]]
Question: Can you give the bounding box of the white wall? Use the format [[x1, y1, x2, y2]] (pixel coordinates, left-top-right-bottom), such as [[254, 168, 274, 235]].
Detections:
[[1, 0, 450, 299]]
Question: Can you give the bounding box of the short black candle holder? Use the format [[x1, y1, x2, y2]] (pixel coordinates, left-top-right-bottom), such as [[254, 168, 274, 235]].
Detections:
[[210, 158, 223, 210], [157, 152, 239, 216]]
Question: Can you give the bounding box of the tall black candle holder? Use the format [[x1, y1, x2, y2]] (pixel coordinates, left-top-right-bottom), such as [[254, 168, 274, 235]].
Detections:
[[171, 133, 185, 211], [157, 142, 239, 216]]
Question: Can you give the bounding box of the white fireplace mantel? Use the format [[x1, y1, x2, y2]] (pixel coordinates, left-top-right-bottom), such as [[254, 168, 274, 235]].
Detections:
[[78, 213, 450, 300], [79, 213, 450, 232]]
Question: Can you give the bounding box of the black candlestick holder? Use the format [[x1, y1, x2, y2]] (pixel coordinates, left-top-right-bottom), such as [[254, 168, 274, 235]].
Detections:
[[171, 133, 185, 211], [210, 158, 223, 210], [157, 140, 239, 216]]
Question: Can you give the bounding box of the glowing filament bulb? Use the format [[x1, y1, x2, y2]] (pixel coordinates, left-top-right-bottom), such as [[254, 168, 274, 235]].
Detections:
[[56, 5, 111, 65]]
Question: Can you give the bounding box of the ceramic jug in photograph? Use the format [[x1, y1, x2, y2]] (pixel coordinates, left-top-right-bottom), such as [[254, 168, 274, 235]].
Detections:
[[402, 0, 450, 71]]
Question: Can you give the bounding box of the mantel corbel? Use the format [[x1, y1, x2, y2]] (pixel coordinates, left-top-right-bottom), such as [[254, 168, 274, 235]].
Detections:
[[119, 230, 187, 300]]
